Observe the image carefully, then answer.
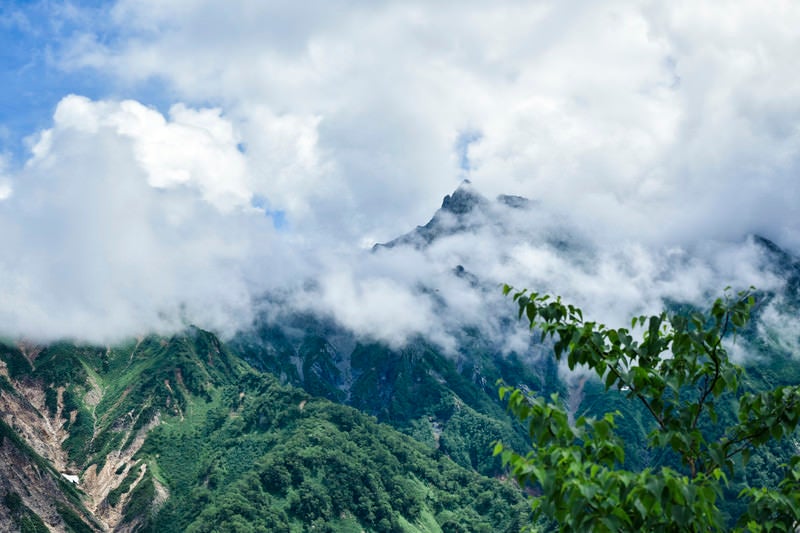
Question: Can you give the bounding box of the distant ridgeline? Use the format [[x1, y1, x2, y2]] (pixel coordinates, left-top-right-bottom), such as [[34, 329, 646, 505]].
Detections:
[[2, 183, 800, 531]]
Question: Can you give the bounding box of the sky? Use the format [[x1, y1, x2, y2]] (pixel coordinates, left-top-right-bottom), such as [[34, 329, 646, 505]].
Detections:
[[0, 0, 799, 345]]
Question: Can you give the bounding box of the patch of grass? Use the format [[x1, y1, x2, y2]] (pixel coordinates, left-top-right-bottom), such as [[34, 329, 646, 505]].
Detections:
[[54, 501, 94, 533], [122, 470, 156, 525], [4, 492, 50, 533], [107, 463, 143, 507]]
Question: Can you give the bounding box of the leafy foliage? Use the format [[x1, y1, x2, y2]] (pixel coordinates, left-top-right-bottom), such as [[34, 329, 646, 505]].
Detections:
[[496, 286, 800, 532]]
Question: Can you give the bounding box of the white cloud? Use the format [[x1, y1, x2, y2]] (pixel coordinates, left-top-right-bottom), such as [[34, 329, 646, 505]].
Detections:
[[297, 270, 453, 351], [757, 298, 800, 359], [278, 189, 786, 353], [0, 95, 303, 343], [41, 95, 252, 212], [0, 153, 12, 200], [2, 1, 800, 346], [56, 1, 800, 252]]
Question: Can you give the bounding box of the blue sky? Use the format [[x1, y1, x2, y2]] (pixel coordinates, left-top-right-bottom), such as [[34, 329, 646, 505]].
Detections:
[[0, 2, 97, 158], [0, 0, 799, 343], [0, 1, 180, 162]]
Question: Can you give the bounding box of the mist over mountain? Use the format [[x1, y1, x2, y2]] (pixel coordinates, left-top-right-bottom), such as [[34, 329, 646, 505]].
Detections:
[[0, 164, 792, 360], [1, 1, 800, 347], [2, 183, 800, 531], [280, 181, 789, 359]]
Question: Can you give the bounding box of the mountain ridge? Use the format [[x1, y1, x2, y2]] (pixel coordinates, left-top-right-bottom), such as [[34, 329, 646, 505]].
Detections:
[[374, 180, 532, 251]]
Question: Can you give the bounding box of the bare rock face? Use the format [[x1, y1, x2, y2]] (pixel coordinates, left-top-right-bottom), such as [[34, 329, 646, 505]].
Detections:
[[0, 364, 158, 531], [374, 180, 524, 251], [0, 381, 71, 472], [81, 415, 163, 530], [440, 180, 489, 216]]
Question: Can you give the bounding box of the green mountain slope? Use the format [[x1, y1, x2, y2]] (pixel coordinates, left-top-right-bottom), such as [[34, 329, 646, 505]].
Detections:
[[230, 317, 564, 477], [0, 328, 528, 532]]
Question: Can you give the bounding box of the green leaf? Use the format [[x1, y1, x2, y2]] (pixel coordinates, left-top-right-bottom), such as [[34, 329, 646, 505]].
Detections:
[[605, 371, 617, 390], [493, 442, 504, 456]]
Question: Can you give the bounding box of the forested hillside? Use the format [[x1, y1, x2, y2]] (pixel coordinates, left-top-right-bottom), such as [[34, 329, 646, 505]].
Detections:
[[0, 328, 529, 532]]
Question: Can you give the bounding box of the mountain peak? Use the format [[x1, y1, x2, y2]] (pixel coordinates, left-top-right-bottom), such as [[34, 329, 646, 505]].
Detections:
[[374, 182, 531, 251], [440, 180, 488, 216], [752, 234, 800, 282]]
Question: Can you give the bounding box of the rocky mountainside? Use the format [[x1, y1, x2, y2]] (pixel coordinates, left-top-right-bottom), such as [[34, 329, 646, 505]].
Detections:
[[374, 180, 533, 251], [0, 333, 234, 531]]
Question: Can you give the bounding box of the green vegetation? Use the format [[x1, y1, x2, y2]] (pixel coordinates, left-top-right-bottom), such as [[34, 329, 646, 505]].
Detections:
[[1, 326, 530, 531], [497, 287, 800, 531], [107, 462, 143, 507], [55, 500, 95, 533], [0, 343, 33, 378], [234, 323, 542, 477], [140, 371, 527, 532], [122, 470, 156, 525], [4, 492, 49, 533]]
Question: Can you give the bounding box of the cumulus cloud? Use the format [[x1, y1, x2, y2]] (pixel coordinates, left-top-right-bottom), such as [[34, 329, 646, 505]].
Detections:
[[56, 0, 800, 251], [41, 95, 253, 210], [0, 95, 304, 343], [1, 1, 799, 347]]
